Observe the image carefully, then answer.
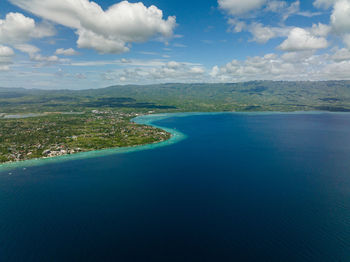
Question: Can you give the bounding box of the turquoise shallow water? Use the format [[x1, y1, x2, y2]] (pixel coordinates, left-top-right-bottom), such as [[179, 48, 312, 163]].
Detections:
[[2, 112, 350, 261], [0, 113, 186, 172]]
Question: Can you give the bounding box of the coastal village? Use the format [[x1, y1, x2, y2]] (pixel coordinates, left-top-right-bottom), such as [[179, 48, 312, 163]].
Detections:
[[0, 110, 170, 164]]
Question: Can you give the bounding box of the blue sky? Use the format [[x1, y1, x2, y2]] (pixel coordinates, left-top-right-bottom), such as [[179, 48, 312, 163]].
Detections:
[[0, 0, 350, 89]]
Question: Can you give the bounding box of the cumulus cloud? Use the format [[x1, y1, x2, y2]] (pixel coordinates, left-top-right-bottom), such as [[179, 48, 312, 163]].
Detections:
[[0, 12, 54, 45], [30, 54, 60, 63], [210, 51, 350, 82], [93, 49, 350, 84], [102, 60, 206, 83], [331, 0, 350, 34], [0, 13, 55, 69], [10, 0, 176, 54], [218, 0, 266, 15], [281, 50, 316, 63], [223, 0, 325, 45], [0, 45, 15, 71], [246, 23, 330, 45], [327, 0, 350, 48], [15, 44, 67, 66], [249, 23, 277, 43], [311, 23, 332, 37], [279, 27, 328, 51], [249, 23, 290, 43], [0, 45, 14, 57], [210, 54, 306, 81], [55, 48, 79, 56], [332, 47, 350, 61], [14, 44, 40, 56]]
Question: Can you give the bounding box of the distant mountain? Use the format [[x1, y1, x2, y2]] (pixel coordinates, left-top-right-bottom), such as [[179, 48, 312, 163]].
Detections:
[[1, 81, 350, 113]]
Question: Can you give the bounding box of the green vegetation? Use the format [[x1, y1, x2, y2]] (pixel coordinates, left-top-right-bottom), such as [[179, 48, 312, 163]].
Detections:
[[2, 81, 350, 113], [0, 111, 170, 163], [1, 80, 350, 163]]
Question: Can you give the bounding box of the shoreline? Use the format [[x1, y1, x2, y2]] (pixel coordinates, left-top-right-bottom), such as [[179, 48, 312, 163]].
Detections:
[[0, 113, 186, 173], [1, 110, 349, 172]]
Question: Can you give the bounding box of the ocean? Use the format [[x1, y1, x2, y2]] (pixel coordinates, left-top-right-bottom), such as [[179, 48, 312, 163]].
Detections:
[[1, 112, 350, 261]]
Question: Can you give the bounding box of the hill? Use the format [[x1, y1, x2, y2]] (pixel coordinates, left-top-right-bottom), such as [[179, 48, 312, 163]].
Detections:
[[1, 81, 350, 113]]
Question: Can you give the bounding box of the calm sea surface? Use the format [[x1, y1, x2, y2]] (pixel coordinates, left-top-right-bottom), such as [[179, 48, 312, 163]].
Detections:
[[1, 113, 350, 261]]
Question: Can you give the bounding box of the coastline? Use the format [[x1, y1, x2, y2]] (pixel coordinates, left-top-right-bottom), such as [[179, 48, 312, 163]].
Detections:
[[0, 113, 186, 173], [1, 110, 349, 173]]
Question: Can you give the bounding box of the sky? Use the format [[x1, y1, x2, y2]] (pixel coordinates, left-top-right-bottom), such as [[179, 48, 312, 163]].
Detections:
[[0, 0, 350, 89]]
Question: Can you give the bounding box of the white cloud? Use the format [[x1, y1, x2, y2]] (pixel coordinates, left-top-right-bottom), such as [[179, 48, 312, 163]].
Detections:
[[332, 47, 350, 61], [298, 11, 323, 17], [265, 1, 288, 12], [0, 12, 54, 45], [75, 28, 129, 54], [220, 0, 312, 20], [328, 0, 350, 49], [311, 23, 331, 37], [210, 51, 350, 81], [247, 23, 329, 45], [344, 34, 350, 48], [249, 24, 276, 43], [218, 0, 266, 15], [321, 60, 350, 79], [0, 45, 15, 71], [71, 58, 176, 67], [15, 44, 40, 55], [0, 13, 55, 69], [190, 66, 205, 74], [210, 65, 220, 77], [30, 54, 60, 63], [10, 0, 176, 54], [265, 1, 320, 21], [55, 48, 79, 56], [101, 60, 206, 83], [281, 50, 316, 62], [223, 1, 325, 45], [281, 1, 300, 21], [0, 45, 14, 57], [314, 0, 338, 9], [96, 50, 350, 83], [15, 43, 67, 66], [211, 54, 303, 82], [166, 61, 181, 69], [331, 0, 350, 34], [249, 23, 289, 43], [279, 27, 328, 51], [228, 19, 247, 32]]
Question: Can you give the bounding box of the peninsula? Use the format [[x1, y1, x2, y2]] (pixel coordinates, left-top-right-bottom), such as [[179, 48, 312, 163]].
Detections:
[[0, 111, 170, 163]]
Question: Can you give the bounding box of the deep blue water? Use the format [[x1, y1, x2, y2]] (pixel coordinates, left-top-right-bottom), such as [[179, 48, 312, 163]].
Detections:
[[1, 113, 350, 261]]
